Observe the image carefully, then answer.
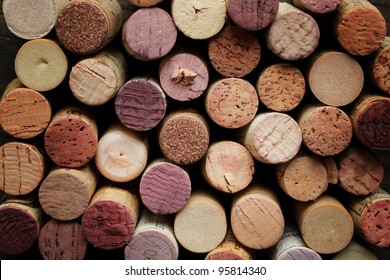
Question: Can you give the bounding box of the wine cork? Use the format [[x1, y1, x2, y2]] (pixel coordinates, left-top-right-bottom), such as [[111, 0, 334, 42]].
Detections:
[[292, 0, 342, 14], [239, 112, 302, 164], [140, 158, 191, 214], [44, 107, 98, 168], [293, 194, 354, 254], [265, 2, 320, 60], [205, 78, 259, 129], [2, 0, 70, 39], [298, 105, 353, 157], [333, 240, 378, 260], [0, 142, 46, 196], [159, 52, 209, 101], [38, 219, 88, 260], [174, 189, 227, 253], [231, 181, 284, 249], [127, 0, 164, 7], [201, 141, 255, 194], [208, 25, 261, 78], [307, 50, 364, 107], [368, 37, 390, 95], [55, 0, 123, 55], [81, 184, 140, 250], [171, 0, 227, 40], [95, 123, 148, 183], [124, 208, 179, 260], [226, 0, 279, 31], [323, 157, 339, 185], [122, 7, 177, 61], [69, 48, 128, 106], [256, 63, 305, 112], [14, 39, 68, 92], [335, 0, 386, 56], [345, 187, 390, 248], [38, 164, 98, 221], [158, 110, 210, 165], [115, 77, 167, 131]]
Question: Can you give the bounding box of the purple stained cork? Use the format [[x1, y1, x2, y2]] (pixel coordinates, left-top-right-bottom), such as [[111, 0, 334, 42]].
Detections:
[[292, 0, 342, 14]]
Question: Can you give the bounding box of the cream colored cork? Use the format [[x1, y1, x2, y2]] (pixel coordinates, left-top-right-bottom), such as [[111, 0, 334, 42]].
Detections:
[[333, 240, 377, 260]]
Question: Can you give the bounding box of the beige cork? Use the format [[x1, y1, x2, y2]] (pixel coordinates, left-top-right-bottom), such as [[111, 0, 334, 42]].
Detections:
[[323, 157, 339, 185], [368, 37, 390, 95], [127, 0, 164, 7], [333, 240, 377, 260]]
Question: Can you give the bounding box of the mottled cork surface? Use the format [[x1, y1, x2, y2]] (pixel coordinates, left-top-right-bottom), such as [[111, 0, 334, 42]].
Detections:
[[372, 38, 390, 95], [128, 0, 164, 7], [292, 0, 342, 14]]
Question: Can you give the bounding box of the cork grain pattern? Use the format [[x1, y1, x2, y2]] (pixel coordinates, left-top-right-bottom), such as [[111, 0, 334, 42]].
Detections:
[[292, 0, 342, 14], [372, 37, 390, 94]]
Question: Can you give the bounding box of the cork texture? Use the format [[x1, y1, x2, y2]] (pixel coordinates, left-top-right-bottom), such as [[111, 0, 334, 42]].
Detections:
[[372, 37, 390, 95], [333, 240, 378, 260], [292, 0, 342, 14], [128, 0, 164, 7]]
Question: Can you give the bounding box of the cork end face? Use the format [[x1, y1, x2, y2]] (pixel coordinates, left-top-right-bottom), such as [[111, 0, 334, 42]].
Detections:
[[277, 247, 322, 260], [373, 45, 390, 95], [128, 0, 164, 7], [296, 0, 342, 14], [206, 250, 248, 260]]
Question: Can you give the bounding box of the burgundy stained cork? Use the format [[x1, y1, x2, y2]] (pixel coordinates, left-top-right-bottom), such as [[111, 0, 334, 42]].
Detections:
[[226, 0, 279, 31], [208, 25, 261, 78], [38, 219, 88, 260], [368, 37, 390, 95], [115, 77, 167, 131], [292, 0, 342, 14], [205, 78, 259, 129], [256, 63, 305, 112], [82, 185, 140, 250], [128, 0, 164, 7]]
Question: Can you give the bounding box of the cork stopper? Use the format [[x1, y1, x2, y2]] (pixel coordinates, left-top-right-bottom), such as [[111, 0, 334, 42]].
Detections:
[[370, 37, 390, 95], [127, 0, 164, 7], [323, 157, 339, 184], [292, 0, 342, 14], [333, 240, 378, 260]]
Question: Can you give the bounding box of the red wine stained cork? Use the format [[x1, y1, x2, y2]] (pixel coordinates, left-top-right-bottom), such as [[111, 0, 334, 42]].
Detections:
[[55, 0, 123, 55], [201, 141, 255, 194], [256, 63, 305, 112], [82, 184, 140, 250], [14, 39, 68, 92], [140, 158, 191, 214], [158, 110, 210, 165], [231, 181, 284, 249], [292, 0, 342, 14], [122, 7, 177, 61], [38, 164, 98, 221], [226, 0, 279, 31], [239, 112, 302, 164], [368, 37, 390, 95], [298, 105, 353, 156], [174, 189, 227, 253], [115, 77, 167, 131], [335, 0, 386, 56], [323, 157, 339, 185], [265, 2, 320, 60], [127, 0, 164, 7], [205, 78, 259, 129], [0, 142, 46, 196], [333, 240, 378, 260], [95, 123, 148, 183], [159, 52, 209, 101], [38, 219, 88, 260], [69, 48, 128, 106], [124, 208, 179, 260], [345, 187, 390, 248], [208, 25, 261, 78], [44, 107, 98, 168], [307, 50, 364, 107], [293, 194, 354, 254], [171, 0, 227, 40]]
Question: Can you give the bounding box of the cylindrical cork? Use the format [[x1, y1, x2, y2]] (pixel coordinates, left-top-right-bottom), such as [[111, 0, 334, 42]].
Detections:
[[345, 187, 390, 248], [0, 142, 46, 196], [38, 219, 88, 260], [122, 7, 177, 61], [201, 141, 255, 194], [140, 158, 191, 214], [226, 0, 279, 31], [171, 0, 227, 40], [205, 78, 259, 129], [292, 0, 342, 14], [127, 0, 164, 7], [158, 110, 210, 165], [115, 77, 167, 131], [38, 164, 98, 221], [95, 123, 148, 183], [2, 0, 70, 39], [0, 194, 43, 255], [81, 184, 140, 250], [124, 208, 179, 260], [239, 112, 302, 164], [44, 106, 98, 168], [174, 189, 227, 253], [293, 194, 354, 254], [14, 39, 68, 92], [69, 48, 128, 106], [367, 37, 390, 95], [208, 25, 261, 78], [334, 0, 386, 56], [256, 63, 305, 112], [231, 181, 285, 250], [333, 240, 378, 260], [298, 105, 353, 157], [323, 157, 339, 185], [306, 50, 364, 107], [159, 52, 209, 101], [55, 0, 123, 55], [265, 2, 320, 60]]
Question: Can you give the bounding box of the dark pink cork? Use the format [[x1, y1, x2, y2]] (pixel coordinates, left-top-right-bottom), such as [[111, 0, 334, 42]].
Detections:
[[292, 0, 342, 14]]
